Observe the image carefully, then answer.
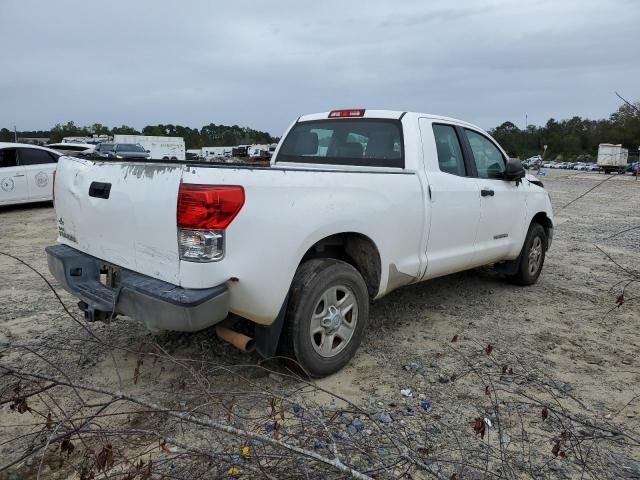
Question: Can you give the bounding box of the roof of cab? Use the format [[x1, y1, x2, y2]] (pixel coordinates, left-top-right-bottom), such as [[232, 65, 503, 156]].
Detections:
[[298, 110, 404, 122], [296, 110, 484, 131]]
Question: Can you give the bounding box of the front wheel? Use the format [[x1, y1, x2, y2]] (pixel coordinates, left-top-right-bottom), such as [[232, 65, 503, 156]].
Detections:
[[281, 259, 369, 378], [506, 223, 547, 286]]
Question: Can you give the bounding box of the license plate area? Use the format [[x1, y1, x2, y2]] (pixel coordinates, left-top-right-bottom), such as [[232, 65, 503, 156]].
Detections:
[[99, 264, 120, 288]]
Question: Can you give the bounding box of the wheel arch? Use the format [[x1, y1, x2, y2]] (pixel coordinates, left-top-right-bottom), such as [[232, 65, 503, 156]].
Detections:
[[298, 232, 382, 299], [530, 211, 553, 249]]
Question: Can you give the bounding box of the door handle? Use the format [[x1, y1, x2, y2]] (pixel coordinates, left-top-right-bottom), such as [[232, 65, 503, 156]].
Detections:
[[481, 188, 495, 197], [13, 174, 25, 177]]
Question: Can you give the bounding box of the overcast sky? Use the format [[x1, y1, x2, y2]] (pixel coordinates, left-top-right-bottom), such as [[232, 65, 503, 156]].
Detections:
[[1, 0, 638, 135]]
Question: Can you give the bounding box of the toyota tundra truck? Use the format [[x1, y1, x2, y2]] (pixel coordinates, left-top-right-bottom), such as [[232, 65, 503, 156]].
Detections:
[[46, 109, 553, 377]]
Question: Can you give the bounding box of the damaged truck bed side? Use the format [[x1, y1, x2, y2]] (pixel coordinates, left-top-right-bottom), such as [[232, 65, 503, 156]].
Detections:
[[46, 109, 553, 377]]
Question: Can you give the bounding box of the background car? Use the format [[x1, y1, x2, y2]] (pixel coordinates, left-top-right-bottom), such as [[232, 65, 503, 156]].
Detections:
[[94, 143, 116, 157], [47, 143, 95, 157], [0, 142, 60, 206], [95, 143, 150, 159]]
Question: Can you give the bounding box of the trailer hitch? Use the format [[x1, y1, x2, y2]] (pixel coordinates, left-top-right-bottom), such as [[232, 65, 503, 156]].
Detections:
[[78, 301, 117, 323]]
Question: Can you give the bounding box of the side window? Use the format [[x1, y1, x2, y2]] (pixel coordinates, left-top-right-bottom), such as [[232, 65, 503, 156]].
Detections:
[[464, 129, 505, 179], [18, 148, 57, 165], [0, 149, 18, 168], [432, 124, 466, 176]]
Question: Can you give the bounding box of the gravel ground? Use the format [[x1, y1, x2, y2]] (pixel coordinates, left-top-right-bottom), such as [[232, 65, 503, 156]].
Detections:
[[1, 170, 639, 479]]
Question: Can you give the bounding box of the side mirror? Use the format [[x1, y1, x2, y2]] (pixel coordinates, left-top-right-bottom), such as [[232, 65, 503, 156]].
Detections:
[[504, 158, 525, 181], [146, 150, 151, 153]]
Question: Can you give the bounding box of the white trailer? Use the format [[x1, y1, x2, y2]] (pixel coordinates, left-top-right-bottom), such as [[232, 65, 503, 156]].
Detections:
[[597, 143, 628, 174], [247, 144, 273, 158], [113, 135, 185, 161], [202, 146, 233, 159]]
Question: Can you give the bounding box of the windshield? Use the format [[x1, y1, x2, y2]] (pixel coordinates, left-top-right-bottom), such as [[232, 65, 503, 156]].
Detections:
[[116, 144, 146, 153], [277, 119, 404, 168]]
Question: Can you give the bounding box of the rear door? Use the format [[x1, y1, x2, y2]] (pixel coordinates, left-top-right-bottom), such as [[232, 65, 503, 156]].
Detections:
[[0, 148, 28, 204], [462, 128, 527, 263], [17, 147, 58, 201], [419, 120, 481, 278]]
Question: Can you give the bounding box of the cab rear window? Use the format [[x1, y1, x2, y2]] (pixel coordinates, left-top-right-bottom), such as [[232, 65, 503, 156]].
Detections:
[[277, 119, 404, 168]]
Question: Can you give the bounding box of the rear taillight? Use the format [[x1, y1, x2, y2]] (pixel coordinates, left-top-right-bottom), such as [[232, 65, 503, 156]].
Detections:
[[328, 109, 365, 118], [177, 184, 244, 262]]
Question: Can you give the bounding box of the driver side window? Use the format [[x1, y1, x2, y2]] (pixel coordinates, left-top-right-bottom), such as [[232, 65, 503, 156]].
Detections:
[[464, 129, 505, 179]]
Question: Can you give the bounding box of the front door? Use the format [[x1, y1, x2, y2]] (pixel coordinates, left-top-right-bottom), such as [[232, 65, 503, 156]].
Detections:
[[0, 148, 28, 205], [462, 128, 527, 264], [419, 120, 481, 279]]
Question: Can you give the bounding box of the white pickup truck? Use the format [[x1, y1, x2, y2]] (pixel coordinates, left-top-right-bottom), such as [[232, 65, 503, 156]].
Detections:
[[46, 109, 553, 377]]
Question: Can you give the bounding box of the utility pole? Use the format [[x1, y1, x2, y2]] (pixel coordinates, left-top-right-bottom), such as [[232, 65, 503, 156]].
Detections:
[[13, 125, 17, 143]]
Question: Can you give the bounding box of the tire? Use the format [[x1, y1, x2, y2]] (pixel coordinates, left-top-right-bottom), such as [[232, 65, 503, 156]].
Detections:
[[506, 223, 547, 286], [280, 258, 369, 378]]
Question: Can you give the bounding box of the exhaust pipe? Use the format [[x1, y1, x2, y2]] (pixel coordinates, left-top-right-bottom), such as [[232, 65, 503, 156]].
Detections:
[[215, 325, 255, 353]]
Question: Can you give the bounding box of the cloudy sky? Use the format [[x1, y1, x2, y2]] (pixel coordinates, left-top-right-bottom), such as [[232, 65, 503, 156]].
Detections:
[[1, 0, 638, 135]]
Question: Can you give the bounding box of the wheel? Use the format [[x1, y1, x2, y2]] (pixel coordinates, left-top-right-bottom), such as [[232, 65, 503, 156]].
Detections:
[[280, 258, 369, 377], [506, 223, 547, 286]]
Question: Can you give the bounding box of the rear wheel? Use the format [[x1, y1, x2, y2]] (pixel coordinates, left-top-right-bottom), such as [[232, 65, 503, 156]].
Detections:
[[281, 259, 368, 377], [506, 223, 547, 286]]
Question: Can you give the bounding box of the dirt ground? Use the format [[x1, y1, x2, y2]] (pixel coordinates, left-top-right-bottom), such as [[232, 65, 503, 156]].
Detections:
[[1, 170, 639, 479]]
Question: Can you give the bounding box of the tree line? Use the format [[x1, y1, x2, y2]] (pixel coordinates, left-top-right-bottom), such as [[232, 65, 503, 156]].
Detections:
[[2, 100, 638, 160], [490, 101, 640, 161], [0, 122, 277, 148]]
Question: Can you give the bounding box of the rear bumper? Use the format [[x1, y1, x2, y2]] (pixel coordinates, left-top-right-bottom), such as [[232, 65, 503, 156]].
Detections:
[[46, 244, 229, 332]]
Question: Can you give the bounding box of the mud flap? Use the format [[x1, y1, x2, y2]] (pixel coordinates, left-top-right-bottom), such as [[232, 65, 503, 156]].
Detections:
[[254, 297, 288, 358], [494, 258, 520, 275]]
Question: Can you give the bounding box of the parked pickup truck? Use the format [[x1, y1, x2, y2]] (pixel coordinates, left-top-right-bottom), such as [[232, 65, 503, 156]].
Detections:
[[46, 109, 553, 377]]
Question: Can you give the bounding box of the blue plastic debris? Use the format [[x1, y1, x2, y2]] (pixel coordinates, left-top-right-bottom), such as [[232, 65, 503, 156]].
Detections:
[[420, 401, 432, 412], [352, 418, 365, 432], [265, 424, 273, 433]]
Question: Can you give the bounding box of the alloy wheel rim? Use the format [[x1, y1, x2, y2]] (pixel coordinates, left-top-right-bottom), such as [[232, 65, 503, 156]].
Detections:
[[309, 285, 358, 358], [528, 236, 543, 275]]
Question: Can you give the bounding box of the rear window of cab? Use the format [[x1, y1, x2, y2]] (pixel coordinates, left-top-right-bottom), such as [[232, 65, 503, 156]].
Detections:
[[277, 119, 404, 168]]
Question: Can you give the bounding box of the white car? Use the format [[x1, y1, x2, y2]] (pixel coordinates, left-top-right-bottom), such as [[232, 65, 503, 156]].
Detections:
[[47, 143, 95, 157], [47, 109, 554, 377], [0, 143, 60, 206]]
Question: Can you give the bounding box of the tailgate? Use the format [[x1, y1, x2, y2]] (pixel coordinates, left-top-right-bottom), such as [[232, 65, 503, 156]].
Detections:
[[54, 157, 185, 285]]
